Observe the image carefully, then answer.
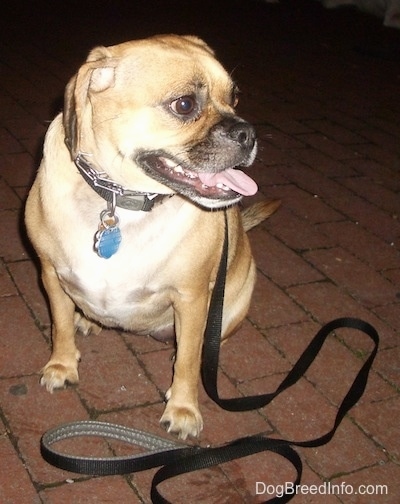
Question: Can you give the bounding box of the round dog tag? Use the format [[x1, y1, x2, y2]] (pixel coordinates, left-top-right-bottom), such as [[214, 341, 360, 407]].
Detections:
[[95, 226, 122, 259]]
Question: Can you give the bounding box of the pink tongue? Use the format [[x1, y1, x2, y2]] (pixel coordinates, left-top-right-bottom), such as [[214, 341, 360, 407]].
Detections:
[[198, 168, 258, 196]]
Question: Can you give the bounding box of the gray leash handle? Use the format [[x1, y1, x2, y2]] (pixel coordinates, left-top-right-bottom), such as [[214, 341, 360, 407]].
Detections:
[[41, 420, 200, 475]]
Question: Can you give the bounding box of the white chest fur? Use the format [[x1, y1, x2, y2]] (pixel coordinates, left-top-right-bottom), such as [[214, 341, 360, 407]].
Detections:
[[55, 200, 201, 333]]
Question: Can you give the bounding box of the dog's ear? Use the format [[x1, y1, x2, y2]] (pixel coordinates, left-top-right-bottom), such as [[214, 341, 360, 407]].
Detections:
[[63, 46, 116, 158]]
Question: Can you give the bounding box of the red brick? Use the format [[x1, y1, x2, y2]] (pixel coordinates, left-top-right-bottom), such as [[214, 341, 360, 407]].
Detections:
[[7, 259, 51, 328], [265, 184, 342, 224], [345, 158, 400, 192], [304, 417, 385, 478], [267, 206, 336, 251], [251, 161, 288, 187], [0, 295, 49, 376], [0, 376, 88, 484], [284, 333, 374, 407], [263, 112, 314, 135], [249, 227, 324, 287], [279, 161, 346, 200], [0, 127, 24, 154], [198, 373, 273, 445], [219, 319, 290, 381], [383, 268, 400, 286], [0, 178, 20, 209], [122, 330, 173, 355], [354, 142, 399, 170], [358, 126, 399, 154], [303, 118, 366, 145], [40, 476, 139, 504], [333, 463, 400, 504], [241, 375, 337, 443], [350, 375, 400, 463], [0, 94, 26, 123], [295, 133, 361, 160], [137, 346, 175, 396], [288, 147, 351, 177], [222, 449, 300, 503], [0, 261, 18, 296], [373, 303, 400, 332], [0, 210, 31, 261], [328, 195, 400, 244], [337, 175, 400, 215], [304, 247, 398, 308], [279, 464, 342, 504], [257, 142, 291, 166], [140, 465, 241, 504], [4, 116, 46, 142], [262, 321, 321, 365], [248, 274, 309, 329], [258, 125, 307, 150], [0, 421, 41, 504], [76, 329, 161, 411], [373, 347, 400, 391], [317, 221, 400, 272], [287, 282, 397, 349], [1, 152, 36, 187]]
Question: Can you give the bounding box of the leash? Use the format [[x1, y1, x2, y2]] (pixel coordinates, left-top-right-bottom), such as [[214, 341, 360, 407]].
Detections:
[[41, 211, 379, 503]]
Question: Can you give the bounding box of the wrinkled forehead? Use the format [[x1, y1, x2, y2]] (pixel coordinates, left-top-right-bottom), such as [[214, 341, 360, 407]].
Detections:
[[113, 40, 234, 102]]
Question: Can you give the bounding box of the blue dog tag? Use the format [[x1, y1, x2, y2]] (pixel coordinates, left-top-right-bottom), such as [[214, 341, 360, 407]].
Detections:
[[94, 226, 122, 259]]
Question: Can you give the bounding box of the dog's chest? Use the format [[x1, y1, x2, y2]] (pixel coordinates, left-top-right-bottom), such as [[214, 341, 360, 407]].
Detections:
[[56, 215, 182, 331], [58, 255, 174, 331]]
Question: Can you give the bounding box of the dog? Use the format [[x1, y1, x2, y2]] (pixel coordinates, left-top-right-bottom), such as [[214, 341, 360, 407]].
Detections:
[[25, 34, 280, 440]]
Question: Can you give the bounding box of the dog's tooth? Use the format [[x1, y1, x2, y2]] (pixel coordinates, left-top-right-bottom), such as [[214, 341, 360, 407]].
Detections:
[[162, 157, 177, 169], [174, 165, 184, 173], [216, 183, 229, 191]]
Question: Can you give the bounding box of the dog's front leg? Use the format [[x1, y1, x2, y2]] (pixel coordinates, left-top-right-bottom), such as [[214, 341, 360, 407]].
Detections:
[[40, 259, 81, 392], [160, 295, 208, 440]]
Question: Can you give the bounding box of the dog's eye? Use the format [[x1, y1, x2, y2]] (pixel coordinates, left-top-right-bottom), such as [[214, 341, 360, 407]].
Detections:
[[169, 96, 197, 116]]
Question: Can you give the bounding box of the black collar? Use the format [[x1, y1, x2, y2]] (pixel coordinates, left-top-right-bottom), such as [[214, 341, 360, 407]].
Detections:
[[74, 154, 169, 212]]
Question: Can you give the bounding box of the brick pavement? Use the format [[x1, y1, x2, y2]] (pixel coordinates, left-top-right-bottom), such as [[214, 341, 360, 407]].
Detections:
[[0, 0, 399, 502]]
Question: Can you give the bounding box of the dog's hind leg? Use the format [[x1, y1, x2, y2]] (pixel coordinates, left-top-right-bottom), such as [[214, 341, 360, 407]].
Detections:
[[40, 259, 81, 392], [74, 312, 102, 336]]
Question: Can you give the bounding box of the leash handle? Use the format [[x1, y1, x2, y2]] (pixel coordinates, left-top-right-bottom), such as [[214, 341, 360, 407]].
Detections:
[[40, 212, 379, 503]]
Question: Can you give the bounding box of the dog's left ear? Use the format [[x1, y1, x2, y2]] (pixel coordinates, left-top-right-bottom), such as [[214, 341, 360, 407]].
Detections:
[[63, 46, 117, 158]]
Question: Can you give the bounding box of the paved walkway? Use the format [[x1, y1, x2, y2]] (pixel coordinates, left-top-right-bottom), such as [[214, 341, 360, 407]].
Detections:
[[0, 0, 399, 502]]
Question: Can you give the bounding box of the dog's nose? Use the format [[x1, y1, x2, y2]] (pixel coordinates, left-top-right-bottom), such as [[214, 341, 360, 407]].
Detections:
[[228, 122, 256, 150]]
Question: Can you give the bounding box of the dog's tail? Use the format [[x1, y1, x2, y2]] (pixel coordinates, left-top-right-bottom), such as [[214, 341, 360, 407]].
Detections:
[[241, 199, 281, 232]]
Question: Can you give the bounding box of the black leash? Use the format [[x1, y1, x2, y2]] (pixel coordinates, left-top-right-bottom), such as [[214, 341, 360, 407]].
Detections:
[[41, 212, 379, 503]]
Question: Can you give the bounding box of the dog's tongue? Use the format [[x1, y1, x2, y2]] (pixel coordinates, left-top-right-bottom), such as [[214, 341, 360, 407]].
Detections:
[[198, 168, 258, 196]]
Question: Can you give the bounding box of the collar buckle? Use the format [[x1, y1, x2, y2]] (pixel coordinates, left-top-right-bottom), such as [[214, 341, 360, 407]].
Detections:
[[74, 154, 165, 212]]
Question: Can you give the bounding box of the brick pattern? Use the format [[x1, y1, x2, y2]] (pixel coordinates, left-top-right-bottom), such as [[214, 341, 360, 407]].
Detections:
[[0, 0, 399, 502]]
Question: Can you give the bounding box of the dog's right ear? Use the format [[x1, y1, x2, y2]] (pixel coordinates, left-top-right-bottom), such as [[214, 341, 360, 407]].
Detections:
[[63, 46, 117, 158]]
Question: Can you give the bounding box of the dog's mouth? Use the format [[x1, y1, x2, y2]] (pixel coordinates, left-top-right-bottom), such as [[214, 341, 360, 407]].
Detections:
[[137, 152, 258, 207]]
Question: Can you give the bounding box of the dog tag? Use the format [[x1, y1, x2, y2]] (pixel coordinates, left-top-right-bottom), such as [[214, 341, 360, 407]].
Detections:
[[94, 225, 122, 259]]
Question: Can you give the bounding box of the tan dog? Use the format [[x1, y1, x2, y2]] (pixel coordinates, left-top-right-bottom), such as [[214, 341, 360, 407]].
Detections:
[[25, 35, 279, 440]]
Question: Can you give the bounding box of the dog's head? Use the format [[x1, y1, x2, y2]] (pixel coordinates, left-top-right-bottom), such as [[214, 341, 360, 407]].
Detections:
[[64, 34, 258, 209]]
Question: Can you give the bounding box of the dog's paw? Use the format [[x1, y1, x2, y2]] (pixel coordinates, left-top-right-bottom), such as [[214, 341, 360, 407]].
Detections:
[[160, 402, 203, 440], [40, 356, 80, 392], [74, 312, 102, 336]]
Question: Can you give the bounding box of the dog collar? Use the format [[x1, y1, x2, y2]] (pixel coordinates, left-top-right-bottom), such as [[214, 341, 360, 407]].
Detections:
[[74, 153, 168, 212]]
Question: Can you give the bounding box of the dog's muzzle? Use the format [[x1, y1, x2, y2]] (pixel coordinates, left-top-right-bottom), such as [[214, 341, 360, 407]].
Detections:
[[136, 117, 258, 209]]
